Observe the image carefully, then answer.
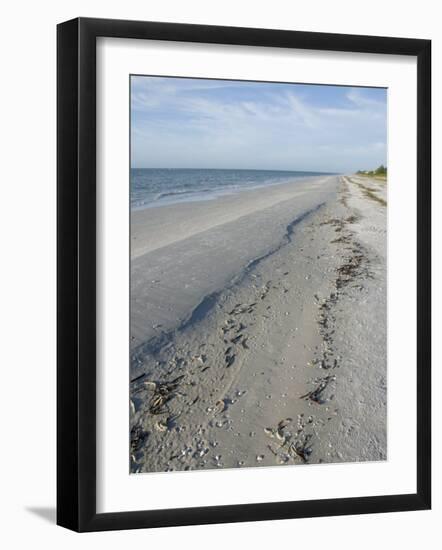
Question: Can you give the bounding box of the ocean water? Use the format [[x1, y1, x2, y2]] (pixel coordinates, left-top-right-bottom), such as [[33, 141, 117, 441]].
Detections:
[[130, 168, 332, 209]]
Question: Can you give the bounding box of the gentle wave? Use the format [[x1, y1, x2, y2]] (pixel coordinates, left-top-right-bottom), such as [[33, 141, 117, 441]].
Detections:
[[155, 188, 213, 200], [131, 168, 334, 209]]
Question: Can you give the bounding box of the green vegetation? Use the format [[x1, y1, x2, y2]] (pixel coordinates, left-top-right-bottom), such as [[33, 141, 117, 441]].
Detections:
[[356, 165, 387, 178]]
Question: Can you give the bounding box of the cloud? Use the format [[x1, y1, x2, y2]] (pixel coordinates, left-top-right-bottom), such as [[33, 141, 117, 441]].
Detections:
[[285, 93, 319, 128], [131, 77, 387, 172], [346, 88, 387, 109]]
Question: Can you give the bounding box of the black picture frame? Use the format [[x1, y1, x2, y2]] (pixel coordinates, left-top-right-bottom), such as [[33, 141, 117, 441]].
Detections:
[[57, 17, 431, 532]]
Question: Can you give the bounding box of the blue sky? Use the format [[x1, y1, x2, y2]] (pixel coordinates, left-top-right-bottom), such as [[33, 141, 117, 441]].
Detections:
[[131, 76, 387, 173]]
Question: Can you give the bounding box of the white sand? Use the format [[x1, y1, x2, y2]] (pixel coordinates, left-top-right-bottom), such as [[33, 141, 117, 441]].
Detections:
[[130, 175, 387, 472], [131, 176, 337, 361]]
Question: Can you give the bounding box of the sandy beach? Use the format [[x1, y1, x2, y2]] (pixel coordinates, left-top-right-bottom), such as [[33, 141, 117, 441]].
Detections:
[[130, 175, 387, 473]]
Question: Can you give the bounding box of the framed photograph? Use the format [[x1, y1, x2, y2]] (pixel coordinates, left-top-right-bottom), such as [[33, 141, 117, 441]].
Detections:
[[57, 17, 431, 532]]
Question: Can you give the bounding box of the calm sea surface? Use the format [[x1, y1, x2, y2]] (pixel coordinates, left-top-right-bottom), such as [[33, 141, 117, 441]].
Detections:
[[130, 168, 333, 209]]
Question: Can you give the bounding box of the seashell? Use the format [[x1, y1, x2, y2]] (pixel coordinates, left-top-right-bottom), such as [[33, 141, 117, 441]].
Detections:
[[151, 395, 164, 408], [213, 399, 226, 414], [225, 355, 235, 367], [278, 418, 292, 430]]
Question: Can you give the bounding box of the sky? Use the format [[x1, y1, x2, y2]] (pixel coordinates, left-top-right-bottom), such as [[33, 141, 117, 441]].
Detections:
[[131, 76, 387, 173]]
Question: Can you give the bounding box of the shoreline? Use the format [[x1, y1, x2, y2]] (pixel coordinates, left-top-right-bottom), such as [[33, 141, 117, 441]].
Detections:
[[130, 175, 387, 472], [131, 175, 338, 362], [131, 170, 338, 213], [131, 175, 338, 258]]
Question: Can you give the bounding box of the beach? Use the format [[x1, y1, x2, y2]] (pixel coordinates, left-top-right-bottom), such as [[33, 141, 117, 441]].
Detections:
[[130, 174, 387, 472]]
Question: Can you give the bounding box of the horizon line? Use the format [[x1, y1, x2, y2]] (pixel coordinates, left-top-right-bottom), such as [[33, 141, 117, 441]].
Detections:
[[131, 167, 341, 174]]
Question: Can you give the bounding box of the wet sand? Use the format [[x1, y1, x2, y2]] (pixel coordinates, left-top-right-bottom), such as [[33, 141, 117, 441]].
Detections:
[[130, 175, 387, 473]]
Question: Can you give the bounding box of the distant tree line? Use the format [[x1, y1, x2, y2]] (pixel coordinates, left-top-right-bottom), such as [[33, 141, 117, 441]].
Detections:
[[356, 165, 387, 177]]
